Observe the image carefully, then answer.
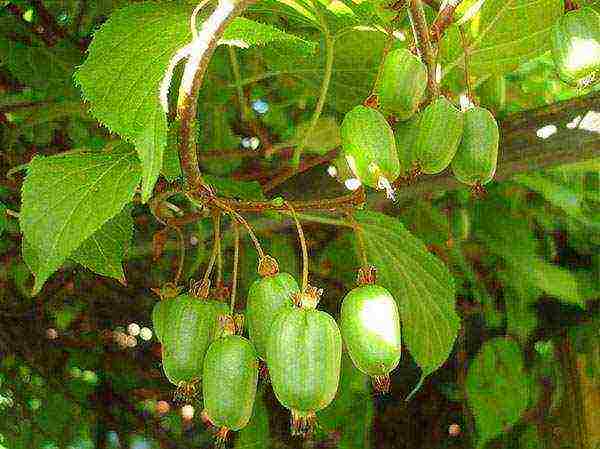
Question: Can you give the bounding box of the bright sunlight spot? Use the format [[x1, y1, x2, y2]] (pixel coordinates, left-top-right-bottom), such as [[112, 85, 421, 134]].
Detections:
[[358, 296, 398, 346], [536, 124, 557, 139], [566, 115, 582, 129], [579, 110, 600, 133], [565, 37, 600, 75]]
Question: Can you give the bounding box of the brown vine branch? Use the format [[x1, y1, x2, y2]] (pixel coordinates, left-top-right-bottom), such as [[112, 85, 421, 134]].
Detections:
[[176, 0, 257, 197], [430, 0, 463, 43], [407, 0, 439, 99]]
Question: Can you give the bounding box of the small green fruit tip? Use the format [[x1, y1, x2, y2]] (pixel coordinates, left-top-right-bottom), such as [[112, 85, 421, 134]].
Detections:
[[214, 427, 230, 449], [372, 375, 391, 394], [173, 379, 200, 404], [290, 409, 316, 437], [357, 266, 377, 286]]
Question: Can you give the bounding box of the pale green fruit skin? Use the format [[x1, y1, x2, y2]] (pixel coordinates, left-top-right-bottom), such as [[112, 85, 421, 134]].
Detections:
[[161, 295, 229, 386], [451, 107, 499, 186], [376, 49, 427, 120], [203, 335, 259, 431], [341, 105, 400, 188], [551, 7, 600, 87], [246, 272, 299, 360], [266, 307, 342, 415], [415, 97, 464, 174], [340, 285, 401, 377], [152, 297, 174, 343], [393, 114, 421, 176]]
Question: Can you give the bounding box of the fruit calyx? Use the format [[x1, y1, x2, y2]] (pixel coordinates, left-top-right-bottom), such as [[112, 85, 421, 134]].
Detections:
[[290, 409, 316, 437], [363, 94, 379, 109], [214, 426, 230, 449], [189, 279, 211, 299], [217, 315, 239, 337], [357, 266, 378, 286], [151, 282, 183, 300], [373, 374, 391, 394], [173, 378, 200, 404], [292, 285, 323, 309], [258, 255, 279, 277]]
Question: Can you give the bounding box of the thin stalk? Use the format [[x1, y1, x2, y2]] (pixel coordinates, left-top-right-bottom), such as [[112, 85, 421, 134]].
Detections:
[[214, 198, 265, 259], [347, 213, 369, 268], [286, 201, 309, 292], [216, 226, 223, 287], [202, 214, 222, 286], [292, 12, 334, 167], [458, 26, 474, 104], [173, 225, 186, 286], [230, 219, 240, 314], [228, 46, 249, 122]]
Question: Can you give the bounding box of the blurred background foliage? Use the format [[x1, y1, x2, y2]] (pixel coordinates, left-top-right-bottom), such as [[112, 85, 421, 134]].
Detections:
[[0, 0, 599, 447]]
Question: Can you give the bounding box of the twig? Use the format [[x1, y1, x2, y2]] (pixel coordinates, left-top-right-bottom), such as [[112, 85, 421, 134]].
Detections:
[[458, 25, 474, 104], [347, 212, 369, 269], [175, 0, 257, 195], [201, 213, 222, 286], [229, 218, 240, 314], [173, 225, 186, 286], [430, 0, 463, 42], [286, 201, 309, 292], [407, 0, 439, 100]]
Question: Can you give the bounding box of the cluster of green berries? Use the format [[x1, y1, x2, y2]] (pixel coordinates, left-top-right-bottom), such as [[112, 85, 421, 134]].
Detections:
[[152, 260, 402, 444]]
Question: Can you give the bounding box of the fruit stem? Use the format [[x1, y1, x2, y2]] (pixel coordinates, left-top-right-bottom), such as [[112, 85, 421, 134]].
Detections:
[[173, 225, 186, 287], [286, 201, 309, 292], [215, 198, 265, 260], [347, 213, 369, 269], [357, 266, 377, 285], [458, 25, 475, 105], [229, 217, 240, 315], [201, 213, 221, 288]]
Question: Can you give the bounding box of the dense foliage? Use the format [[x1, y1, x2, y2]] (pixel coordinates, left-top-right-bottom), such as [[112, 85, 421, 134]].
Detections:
[[0, 0, 599, 448]]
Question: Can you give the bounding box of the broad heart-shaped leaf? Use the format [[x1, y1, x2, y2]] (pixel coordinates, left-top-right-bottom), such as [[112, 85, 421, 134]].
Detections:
[[441, 0, 563, 78], [19, 147, 141, 295], [354, 211, 459, 396], [75, 2, 315, 202], [70, 207, 134, 282], [466, 337, 534, 448], [74, 3, 191, 203]]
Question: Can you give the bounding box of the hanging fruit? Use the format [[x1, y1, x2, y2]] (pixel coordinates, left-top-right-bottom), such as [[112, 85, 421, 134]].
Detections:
[[246, 256, 299, 360], [152, 297, 174, 343], [414, 97, 464, 174], [266, 287, 342, 436], [376, 48, 428, 120], [203, 316, 259, 447], [340, 105, 400, 199], [160, 293, 228, 398], [451, 106, 499, 192], [551, 7, 600, 88], [339, 267, 401, 393]]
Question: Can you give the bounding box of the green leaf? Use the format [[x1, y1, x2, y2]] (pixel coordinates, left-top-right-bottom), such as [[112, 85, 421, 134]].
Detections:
[[75, 3, 190, 203], [222, 17, 316, 52], [291, 116, 341, 155], [19, 146, 141, 294], [466, 337, 533, 448], [70, 207, 133, 283], [0, 33, 81, 94], [442, 0, 564, 78], [0, 202, 7, 236], [354, 211, 459, 395]]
